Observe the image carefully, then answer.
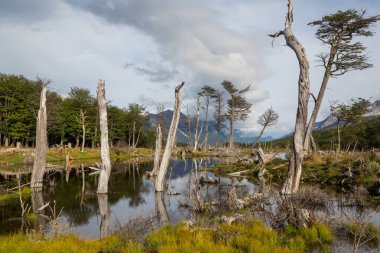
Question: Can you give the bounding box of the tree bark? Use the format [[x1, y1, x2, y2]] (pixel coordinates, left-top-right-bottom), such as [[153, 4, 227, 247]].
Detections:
[[151, 125, 162, 176], [96, 80, 111, 194], [31, 86, 48, 189], [155, 82, 185, 192], [271, 0, 311, 194]]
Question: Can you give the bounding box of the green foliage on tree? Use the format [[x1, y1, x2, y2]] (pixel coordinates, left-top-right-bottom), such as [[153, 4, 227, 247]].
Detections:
[[0, 73, 154, 149], [221, 80, 251, 148]]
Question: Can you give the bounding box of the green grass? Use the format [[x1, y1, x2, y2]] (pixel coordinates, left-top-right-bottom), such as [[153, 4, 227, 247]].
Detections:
[[0, 220, 334, 253]]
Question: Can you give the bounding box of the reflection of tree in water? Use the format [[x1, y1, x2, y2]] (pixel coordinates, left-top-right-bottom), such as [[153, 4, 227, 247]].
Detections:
[[44, 170, 98, 226], [108, 160, 151, 207], [43, 160, 153, 226]]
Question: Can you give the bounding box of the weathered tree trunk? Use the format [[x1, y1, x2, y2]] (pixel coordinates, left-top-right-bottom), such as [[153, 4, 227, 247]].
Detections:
[[155, 82, 185, 192], [204, 99, 210, 150], [271, 0, 310, 194], [97, 194, 110, 238], [304, 47, 337, 154], [31, 86, 48, 189], [96, 80, 111, 194], [150, 125, 162, 176], [229, 110, 235, 149], [193, 96, 201, 152]]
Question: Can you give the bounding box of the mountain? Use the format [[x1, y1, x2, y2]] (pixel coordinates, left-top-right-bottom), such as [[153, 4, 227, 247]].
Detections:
[[147, 110, 272, 145], [314, 100, 380, 130]]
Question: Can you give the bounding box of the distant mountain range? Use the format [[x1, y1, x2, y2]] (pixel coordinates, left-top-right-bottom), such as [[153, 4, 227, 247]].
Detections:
[[314, 100, 380, 130], [147, 110, 274, 145]]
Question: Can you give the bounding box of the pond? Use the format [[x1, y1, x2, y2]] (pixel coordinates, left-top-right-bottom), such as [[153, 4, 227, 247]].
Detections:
[[1, 158, 380, 252]]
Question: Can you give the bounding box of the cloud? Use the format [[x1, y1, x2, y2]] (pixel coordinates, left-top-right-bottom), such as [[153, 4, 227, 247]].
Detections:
[[124, 61, 179, 83], [65, 0, 267, 100]]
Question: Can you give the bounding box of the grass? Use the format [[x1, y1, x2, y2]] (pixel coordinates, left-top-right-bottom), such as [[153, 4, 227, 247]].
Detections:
[[0, 147, 154, 171], [0, 220, 334, 253]]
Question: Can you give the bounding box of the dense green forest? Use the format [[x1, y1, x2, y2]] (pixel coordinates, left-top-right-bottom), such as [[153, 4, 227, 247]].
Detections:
[[0, 73, 155, 148], [271, 117, 380, 150]]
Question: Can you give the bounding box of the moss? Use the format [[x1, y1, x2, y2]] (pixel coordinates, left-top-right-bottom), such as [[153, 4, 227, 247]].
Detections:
[[0, 187, 31, 204]]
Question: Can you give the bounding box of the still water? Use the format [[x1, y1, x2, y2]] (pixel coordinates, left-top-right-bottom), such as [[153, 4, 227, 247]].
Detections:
[[1, 158, 380, 252]]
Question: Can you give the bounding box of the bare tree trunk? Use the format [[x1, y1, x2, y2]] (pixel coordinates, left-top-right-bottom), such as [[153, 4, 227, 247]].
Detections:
[[186, 105, 193, 148], [31, 86, 48, 189], [204, 99, 209, 150], [132, 121, 136, 149], [97, 194, 110, 238], [96, 80, 111, 194], [155, 82, 185, 192], [271, 0, 310, 194], [229, 110, 235, 149], [193, 96, 201, 152], [252, 126, 267, 148], [80, 109, 86, 152], [151, 125, 162, 176]]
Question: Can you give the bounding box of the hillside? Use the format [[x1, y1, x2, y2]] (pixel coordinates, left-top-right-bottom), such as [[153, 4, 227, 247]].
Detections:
[[272, 117, 380, 150]]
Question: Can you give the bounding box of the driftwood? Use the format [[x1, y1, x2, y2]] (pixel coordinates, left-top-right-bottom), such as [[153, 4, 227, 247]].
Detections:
[[155, 82, 185, 192], [31, 86, 48, 188], [96, 80, 111, 194]]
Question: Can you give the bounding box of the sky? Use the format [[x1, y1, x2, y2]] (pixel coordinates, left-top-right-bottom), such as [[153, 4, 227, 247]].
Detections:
[[0, 0, 379, 138]]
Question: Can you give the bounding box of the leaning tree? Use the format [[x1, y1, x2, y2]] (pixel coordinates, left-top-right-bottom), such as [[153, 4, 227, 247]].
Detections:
[[253, 107, 279, 147], [303, 9, 380, 154]]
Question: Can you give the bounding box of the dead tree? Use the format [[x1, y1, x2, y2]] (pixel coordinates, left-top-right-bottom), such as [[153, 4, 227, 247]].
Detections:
[[155, 82, 185, 192], [96, 80, 112, 194], [78, 109, 86, 152], [150, 124, 162, 176], [31, 85, 48, 189], [193, 95, 201, 152], [270, 0, 310, 194]]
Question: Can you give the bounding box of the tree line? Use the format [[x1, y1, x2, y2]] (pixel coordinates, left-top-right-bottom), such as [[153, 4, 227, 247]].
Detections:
[[0, 73, 281, 150], [0, 73, 154, 148]]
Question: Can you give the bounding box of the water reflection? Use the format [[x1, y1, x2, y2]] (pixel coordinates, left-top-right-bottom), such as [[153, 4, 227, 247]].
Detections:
[[97, 194, 110, 238], [31, 190, 46, 230]]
